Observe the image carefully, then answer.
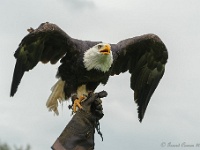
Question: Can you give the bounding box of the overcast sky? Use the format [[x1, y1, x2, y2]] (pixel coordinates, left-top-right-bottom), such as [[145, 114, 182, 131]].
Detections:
[[1, 0, 200, 149]]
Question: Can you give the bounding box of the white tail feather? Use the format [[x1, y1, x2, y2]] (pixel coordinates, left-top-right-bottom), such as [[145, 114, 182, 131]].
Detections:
[[46, 79, 65, 115]]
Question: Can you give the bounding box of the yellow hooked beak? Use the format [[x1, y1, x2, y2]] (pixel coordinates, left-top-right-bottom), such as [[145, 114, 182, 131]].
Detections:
[[99, 44, 111, 55]]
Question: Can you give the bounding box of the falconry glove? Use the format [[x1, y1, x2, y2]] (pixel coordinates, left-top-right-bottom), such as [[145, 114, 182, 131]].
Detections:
[[51, 91, 107, 150]]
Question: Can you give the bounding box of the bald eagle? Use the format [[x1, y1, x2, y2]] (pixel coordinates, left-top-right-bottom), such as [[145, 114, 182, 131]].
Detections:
[[10, 22, 168, 122]]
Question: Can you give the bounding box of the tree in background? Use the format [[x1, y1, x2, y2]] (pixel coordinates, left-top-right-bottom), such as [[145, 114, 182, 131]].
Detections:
[[0, 140, 31, 150]]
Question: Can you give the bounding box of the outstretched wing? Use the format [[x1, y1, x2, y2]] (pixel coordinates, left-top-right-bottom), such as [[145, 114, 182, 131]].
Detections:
[[10, 22, 77, 96], [110, 34, 168, 122]]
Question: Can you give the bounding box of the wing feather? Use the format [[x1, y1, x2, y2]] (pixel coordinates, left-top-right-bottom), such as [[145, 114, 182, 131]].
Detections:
[[110, 34, 168, 122], [10, 22, 76, 96]]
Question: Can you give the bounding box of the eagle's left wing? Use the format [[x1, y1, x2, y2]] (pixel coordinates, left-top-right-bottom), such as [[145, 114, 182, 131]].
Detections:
[[110, 34, 168, 122], [10, 22, 77, 97]]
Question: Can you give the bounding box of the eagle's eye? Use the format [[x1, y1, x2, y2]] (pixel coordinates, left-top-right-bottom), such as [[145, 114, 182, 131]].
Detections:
[[98, 45, 102, 49]]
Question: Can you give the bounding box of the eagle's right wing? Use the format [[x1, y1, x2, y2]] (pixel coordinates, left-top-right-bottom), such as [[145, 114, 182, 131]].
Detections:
[[10, 22, 76, 96], [110, 34, 168, 122]]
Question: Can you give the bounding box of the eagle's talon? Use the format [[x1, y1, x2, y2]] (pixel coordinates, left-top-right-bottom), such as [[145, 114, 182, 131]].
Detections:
[[73, 95, 86, 112]]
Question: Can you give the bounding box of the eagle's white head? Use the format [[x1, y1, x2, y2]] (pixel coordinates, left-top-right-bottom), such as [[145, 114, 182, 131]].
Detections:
[[83, 43, 113, 73]]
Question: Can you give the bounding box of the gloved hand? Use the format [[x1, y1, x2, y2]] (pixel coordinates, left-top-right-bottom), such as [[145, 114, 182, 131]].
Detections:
[[51, 91, 107, 150], [84, 91, 107, 119]]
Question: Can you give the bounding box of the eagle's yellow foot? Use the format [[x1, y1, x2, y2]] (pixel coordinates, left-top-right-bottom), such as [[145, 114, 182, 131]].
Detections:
[[73, 95, 86, 113]]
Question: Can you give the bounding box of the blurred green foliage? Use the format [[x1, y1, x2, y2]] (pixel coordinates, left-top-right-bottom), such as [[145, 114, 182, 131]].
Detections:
[[0, 140, 31, 150]]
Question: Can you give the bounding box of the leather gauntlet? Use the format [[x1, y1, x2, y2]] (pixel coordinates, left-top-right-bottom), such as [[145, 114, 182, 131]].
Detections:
[[52, 91, 107, 150]]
